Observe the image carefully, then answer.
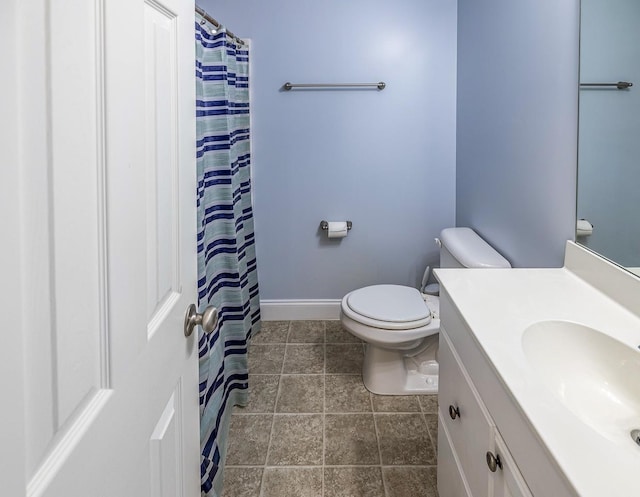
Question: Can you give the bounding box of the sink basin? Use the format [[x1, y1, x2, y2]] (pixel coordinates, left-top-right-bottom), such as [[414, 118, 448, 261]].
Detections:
[[522, 320, 640, 446]]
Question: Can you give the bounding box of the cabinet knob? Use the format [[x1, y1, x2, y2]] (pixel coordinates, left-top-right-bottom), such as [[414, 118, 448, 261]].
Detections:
[[486, 451, 503, 472], [448, 405, 460, 420]]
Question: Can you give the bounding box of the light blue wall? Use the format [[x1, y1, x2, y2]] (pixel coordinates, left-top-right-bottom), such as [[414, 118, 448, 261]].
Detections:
[[203, 0, 457, 298], [455, 0, 579, 267], [577, 0, 640, 267]]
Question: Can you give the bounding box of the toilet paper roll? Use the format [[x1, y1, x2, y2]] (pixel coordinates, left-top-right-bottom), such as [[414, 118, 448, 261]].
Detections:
[[576, 219, 594, 237], [327, 221, 348, 238]]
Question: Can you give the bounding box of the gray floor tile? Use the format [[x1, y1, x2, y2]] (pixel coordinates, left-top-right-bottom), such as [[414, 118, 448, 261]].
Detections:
[[383, 466, 438, 497], [267, 414, 323, 465], [275, 375, 324, 413], [223, 320, 441, 497], [326, 321, 362, 343], [248, 344, 285, 374], [419, 395, 439, 414], [325, 414, 379, 465], [282, 344, 325, 374], [221, 467, 263, 497], [233, 375, 279, 413], [261, 468, 323, 497], [251, 321, 290, 343], [325, 375, 371, 413], [226, 414, 273, 465], [324, 467, 385, 497], [376, 414, 436, 465], [288, 320, 325, 343], [371, 394, 421, 412], [326, 344, 364, 374]]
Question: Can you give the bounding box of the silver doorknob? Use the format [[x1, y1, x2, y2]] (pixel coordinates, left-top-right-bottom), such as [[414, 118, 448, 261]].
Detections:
[[184, 304, 218, 337]]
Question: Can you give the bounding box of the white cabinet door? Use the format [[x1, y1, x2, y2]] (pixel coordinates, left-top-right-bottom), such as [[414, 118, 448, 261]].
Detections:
[[437, 413, 472, 497], [438, 328, 535, 497], [492, 434, 534, 497], [438, 329, 494, 497], [2, 0, 200, 495]]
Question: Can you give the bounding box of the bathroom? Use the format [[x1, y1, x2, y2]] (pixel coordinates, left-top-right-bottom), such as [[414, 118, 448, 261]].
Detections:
[[199, 0, 639, 495], [3, 0, 639, 496]]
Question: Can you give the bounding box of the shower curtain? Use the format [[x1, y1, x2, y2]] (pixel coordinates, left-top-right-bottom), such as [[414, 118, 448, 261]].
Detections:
[[195, 16, 260, 496]]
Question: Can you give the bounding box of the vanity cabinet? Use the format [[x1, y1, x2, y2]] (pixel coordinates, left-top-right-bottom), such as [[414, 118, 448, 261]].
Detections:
[[436, 289, 577, 497], [433, 247, 640, 497], [438, 329, 532, 497]]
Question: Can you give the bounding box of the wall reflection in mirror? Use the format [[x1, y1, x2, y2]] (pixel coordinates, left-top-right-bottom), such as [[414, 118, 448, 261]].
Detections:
[[577, 0, 640, 276]]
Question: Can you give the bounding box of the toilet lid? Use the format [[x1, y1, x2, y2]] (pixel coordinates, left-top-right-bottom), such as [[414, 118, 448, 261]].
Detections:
[[346, 285, 430, 323]]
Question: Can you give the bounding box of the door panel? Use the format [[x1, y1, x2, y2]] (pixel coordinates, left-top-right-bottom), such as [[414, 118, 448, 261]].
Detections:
[[1, 2, 28, 494], [4, 0, 200, 494], [150, 386, 184, 497], [23, 0, 108, 479], [49, 0, 106, 436], [145, 1, 182, 329]]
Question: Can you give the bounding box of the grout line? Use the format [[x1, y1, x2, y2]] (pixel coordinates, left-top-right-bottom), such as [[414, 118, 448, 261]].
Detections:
[[249, 372, 361, 377], [257, 322, 290, 497], [423, 412, 438, 464], [226, 464, 439, 469], [233, 410, 426, 416], [252, 341, 362, 345], [370, 386, 389, 497], [322, 321, 326, 497], [285, 320, 292, 342]]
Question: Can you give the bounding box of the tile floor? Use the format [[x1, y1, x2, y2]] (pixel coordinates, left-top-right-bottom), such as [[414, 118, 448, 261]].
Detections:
[[222, 320, 440, 497]]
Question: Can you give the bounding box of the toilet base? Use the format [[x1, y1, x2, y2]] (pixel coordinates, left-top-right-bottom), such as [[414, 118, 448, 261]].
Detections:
[[362, 334, 439, 395]]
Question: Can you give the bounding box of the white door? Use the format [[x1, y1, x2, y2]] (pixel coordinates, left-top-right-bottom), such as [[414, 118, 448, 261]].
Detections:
[[1, 0, 201, 495]]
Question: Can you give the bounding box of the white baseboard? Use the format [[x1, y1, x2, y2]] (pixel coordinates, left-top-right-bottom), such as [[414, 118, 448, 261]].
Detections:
[[260, 299, 341, 321]]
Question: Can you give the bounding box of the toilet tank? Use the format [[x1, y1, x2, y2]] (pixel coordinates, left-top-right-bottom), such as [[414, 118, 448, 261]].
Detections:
[[439, 228, 511, 269]]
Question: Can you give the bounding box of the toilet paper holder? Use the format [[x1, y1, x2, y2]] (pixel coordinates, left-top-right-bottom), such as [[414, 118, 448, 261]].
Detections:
[[320, 220, 352, 231]]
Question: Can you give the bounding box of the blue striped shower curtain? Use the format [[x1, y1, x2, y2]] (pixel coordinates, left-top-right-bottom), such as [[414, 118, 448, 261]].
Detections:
[[195, 17, 260, 496]]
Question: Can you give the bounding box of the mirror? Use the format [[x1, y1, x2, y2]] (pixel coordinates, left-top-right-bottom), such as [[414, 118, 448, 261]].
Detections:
[[576, 0, 640, 276]]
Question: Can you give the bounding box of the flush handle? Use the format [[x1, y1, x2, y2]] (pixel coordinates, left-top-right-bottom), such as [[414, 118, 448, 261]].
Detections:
[[184, 304, 218, 337], [448, 405, 460, 420]]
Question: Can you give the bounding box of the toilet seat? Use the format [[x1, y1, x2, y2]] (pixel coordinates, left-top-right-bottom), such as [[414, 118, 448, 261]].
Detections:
[[342, 284, 432, 330]]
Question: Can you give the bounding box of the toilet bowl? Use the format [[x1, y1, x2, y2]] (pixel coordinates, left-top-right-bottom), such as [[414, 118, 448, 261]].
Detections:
[[341, 284, 441, 395], [340, 227, 511, 395]]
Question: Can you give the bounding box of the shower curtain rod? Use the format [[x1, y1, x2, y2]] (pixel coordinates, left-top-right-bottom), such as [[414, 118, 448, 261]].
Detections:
[[195, 5, 245, 46]]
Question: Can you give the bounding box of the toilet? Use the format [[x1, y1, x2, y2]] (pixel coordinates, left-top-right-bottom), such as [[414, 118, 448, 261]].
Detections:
[[340, 227, 511, 395]]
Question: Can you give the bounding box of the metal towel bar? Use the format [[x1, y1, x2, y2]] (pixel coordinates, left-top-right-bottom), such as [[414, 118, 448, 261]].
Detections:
[[580, 81, 633, 90], [283, 82, 386, 91]]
